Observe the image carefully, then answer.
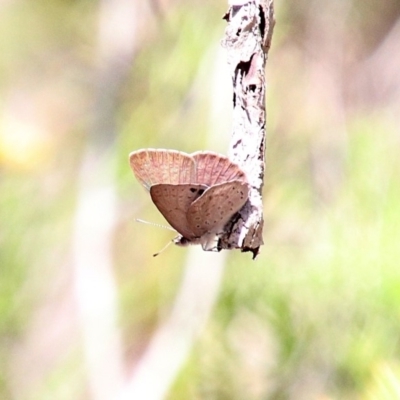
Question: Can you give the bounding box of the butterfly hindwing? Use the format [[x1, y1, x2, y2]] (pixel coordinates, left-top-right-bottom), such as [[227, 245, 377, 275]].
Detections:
[[187, 181, 249, 237], [150, 183, 208, 239]]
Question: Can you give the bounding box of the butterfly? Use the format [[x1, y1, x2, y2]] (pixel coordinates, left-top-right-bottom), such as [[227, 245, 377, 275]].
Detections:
[[129, 149, 249, 250]]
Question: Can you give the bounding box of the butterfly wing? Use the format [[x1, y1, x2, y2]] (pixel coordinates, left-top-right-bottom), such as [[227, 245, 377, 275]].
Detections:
[[150, 183, 208, 239], [187, 181, 249, 237], [191, 151, 248, 186], [129, 149, 196, 190]]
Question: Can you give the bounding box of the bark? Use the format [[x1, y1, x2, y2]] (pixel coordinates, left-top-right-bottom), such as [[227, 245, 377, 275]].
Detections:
[[219, 0, 275, 258]]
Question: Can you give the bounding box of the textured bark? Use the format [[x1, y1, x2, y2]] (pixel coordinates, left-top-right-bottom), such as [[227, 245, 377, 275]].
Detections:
[[219, 0, 275, 258]]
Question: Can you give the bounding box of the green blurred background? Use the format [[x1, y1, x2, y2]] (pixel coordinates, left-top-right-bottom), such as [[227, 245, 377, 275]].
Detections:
[[1, 0, 400, 399]]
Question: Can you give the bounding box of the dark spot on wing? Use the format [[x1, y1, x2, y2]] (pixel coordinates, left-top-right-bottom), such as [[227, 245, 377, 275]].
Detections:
[[189, 187, 205, 196]]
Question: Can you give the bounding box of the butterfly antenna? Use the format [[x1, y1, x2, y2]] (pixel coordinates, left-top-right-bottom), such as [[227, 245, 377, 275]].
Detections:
[[135, 219, 177, 257], [153, 240, 174, 257], [135, 218, 176, 232]]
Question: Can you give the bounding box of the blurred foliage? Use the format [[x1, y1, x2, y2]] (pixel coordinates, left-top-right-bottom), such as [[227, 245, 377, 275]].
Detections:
[[1, 0, 400, 399]]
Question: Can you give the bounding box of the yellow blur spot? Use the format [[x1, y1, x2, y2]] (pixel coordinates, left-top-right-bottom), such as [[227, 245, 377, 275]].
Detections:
[[364, 361, 400, 400], [0, 115, 51, 170]]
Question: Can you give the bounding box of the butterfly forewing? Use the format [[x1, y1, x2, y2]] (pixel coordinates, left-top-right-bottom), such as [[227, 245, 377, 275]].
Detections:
[[155, 151, 195, 185], [129, 149, 196, 190], [150, 183, 208, 239], [192, 152, 247, 186], [187, 181, 249, 237]]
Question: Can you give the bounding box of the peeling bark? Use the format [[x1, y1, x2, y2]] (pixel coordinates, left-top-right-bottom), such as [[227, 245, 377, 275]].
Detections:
[[219, 0, 275, 259]]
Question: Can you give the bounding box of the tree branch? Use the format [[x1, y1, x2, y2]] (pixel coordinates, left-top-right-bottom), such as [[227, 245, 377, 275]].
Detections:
[[219, 0, 275, 259]]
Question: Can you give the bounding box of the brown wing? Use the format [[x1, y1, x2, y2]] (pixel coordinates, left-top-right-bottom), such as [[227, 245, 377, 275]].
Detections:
[[187, 181, 249, 237], [129, 149, 196, 190], [191, 151, 247, 186], [150, 183, 208, 239]]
